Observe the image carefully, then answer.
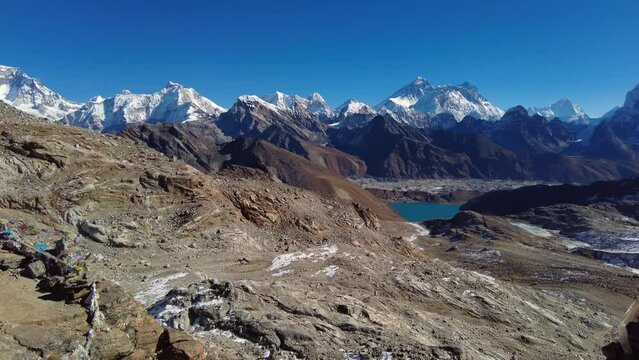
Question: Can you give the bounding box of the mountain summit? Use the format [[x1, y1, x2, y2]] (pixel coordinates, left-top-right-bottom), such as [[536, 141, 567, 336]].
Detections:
[[61, 83, 225, 132], [260, 91, 334, 121], [0, 65, 81, 119], [377, 77, 504, 121], [527, 98, 590, 123]]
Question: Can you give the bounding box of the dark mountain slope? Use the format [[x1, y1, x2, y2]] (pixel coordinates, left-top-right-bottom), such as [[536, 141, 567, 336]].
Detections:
[[122, 120, 366, 178], [220, 138, 399, 220], [462, 177, 639, 215], [329, 115, 528, 179], [120, 122, 230, 172]]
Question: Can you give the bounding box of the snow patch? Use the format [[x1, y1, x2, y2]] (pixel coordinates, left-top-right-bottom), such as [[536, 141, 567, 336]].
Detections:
[[406, 222, 430, 242], [510, 222, 555, 238], [134, 272, 188, 305]]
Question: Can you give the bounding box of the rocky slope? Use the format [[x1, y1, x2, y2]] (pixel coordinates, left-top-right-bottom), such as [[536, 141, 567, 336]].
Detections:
[[0, 101, 630, 359], [458, 178, 639, 269], [120, 121, 231, 173], [220, 137, 396, 220], [121, 120, 366, 179]]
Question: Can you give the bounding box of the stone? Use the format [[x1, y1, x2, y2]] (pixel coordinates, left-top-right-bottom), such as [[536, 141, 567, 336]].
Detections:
[[78, 221, 108, 243], [90, 328, 135, 359], [157, 329, 206, 360], [24, 260, 46, 278], [0, 251, 23, 270], [111, 236, 134, 248]]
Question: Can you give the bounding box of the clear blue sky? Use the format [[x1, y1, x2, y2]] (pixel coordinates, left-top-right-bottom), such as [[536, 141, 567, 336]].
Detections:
[[2, 0, 638, 116]]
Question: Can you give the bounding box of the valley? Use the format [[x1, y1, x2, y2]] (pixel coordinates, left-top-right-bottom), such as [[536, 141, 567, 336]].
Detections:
[[1, 64, 639, 359]]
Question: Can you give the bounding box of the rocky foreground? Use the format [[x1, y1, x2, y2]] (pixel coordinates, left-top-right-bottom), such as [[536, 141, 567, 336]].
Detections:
[[0, 102, 635, 359]]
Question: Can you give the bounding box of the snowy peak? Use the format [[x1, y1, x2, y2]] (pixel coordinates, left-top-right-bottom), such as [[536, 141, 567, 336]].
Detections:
[[261, 91, 301, 111], [260, 91, 334, 119], [336, 99, 376, 117], [62, 83, 226, 132], [377, 77, 432, 109], [377, 77, 504, 122], [305, 92, 334, 120], [527, 98, 590, 123], [0, 64, 81, 120]]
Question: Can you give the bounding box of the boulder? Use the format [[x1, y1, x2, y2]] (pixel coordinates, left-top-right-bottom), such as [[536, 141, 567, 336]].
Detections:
[[0, 251, 23, 270], [79, 221, 108, 243], [157, 329, 206, 360], [24, 260, 46, 278]]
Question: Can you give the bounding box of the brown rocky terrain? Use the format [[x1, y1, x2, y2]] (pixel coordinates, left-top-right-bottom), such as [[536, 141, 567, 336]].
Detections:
[[0, 101, 634, 359]]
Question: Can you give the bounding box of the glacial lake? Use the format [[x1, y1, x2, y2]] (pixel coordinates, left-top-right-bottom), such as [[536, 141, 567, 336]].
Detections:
[[390, 202, 462, 222]]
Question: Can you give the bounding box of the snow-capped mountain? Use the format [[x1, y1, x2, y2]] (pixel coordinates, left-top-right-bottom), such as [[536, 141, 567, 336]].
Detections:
[[377, 77, 504, 122], [333, 99, 378, 128], [260, 91, 333, 121], [216, 94, 326, 142], [527, 98, 590, 123], [0, 65, 81, 120], [336, 99, 376, 118], [61, 82, 225, 132]]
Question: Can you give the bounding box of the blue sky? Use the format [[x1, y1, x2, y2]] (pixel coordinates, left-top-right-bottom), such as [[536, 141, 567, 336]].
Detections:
[[2, 0, 638, 116]]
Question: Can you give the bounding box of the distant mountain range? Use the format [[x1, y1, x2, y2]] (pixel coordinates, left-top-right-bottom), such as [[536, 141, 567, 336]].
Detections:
[[61, 82, 226, 132], [3, 63, 639, 184], [0, 64, 600, 130]]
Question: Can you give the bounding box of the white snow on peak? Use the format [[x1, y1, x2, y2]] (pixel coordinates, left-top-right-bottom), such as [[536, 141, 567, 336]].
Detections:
[[0, 64, 81, 120], [260, 91, 334, 119], [376, 77, 504, 122], [527, 98, 590, 123], [237, 94, 283, 113], [336, 99, 375, 117], [62, 83, 226, 132]]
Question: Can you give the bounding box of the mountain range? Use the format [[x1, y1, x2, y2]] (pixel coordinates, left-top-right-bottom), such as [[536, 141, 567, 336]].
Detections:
[[0, 64, 598, 130], [3, 63, 639, 184]]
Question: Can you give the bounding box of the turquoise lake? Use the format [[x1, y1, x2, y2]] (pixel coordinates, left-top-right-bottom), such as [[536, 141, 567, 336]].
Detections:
[[390, 202, 462, 222]]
